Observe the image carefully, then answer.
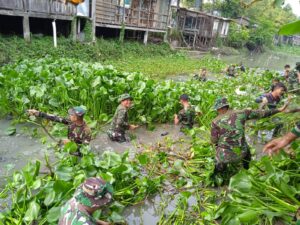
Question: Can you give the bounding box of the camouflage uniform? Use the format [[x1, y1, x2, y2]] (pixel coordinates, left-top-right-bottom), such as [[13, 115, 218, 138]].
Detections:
[[194, 74, 207, 82], [226, 65, 235, 77], [38, 112, 91, 145], [288, 70, 299, 91], [291, 122, 300, 138], [107, 104, 129, 142], [178, 105, 196, 130], [211, 107, 279, 170], [59, 177, 113, 225]]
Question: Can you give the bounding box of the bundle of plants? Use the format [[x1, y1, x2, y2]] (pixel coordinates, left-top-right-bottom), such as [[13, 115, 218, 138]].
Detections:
[[216, 150, 300, 225], [0, 144, 164, 224]]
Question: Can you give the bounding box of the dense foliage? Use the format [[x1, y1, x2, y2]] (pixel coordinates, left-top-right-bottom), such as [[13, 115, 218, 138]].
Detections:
[[204, 0, 298, 50], [0, 35, 209, 79], [0, 58, 299, 224]]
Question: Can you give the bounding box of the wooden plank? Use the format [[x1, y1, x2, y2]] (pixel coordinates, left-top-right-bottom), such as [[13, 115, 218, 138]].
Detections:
[[0, 0, 23, 10]]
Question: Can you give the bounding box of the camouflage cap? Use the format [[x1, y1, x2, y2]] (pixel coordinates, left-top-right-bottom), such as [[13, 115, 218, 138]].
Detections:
[[74, 177, 113, 208], [68, 106, 86, 116], [214, 97, 229, 110], [180, 94, 189, 101], [118, 93, 132, 103]]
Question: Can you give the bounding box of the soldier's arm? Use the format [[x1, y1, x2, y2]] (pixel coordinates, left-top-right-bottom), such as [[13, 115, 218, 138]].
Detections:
[[264, 122, 300, 155], [210, 122, 219, 145], [245, 109, 280, 120], [187, 108, 196, 125], [38, 112, 70, 125], [115, 109, 130, 130], [82, 126, 92, 145]]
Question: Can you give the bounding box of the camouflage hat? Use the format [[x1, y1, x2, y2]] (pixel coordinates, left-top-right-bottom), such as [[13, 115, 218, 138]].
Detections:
[[214, 97, 229, 110], [74, 177, 113, 208], [118, 93, 132, 103], [180, 94, 189, 101], [68, 106, 86, 116]]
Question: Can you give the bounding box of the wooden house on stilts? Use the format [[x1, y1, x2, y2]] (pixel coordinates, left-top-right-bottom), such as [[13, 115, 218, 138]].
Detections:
[[173, 7, 231, 50]]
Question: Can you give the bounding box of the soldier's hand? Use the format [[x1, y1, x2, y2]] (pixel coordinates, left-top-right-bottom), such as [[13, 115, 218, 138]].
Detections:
[[278, 102, 289, 112], [129, 124, 139, 130], [262, 97, 268, 104], [263, 137, 289, 156], [62, 139, 71, 144], [27, 109, 39, 116], [174, 114, 179, 125], [96, 220, 111, 225]]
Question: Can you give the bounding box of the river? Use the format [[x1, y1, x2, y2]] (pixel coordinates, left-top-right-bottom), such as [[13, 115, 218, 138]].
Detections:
[[0, 51, 297, 224]]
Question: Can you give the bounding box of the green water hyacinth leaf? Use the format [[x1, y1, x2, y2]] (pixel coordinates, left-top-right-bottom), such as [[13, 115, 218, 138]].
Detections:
[[229, 171, 252, 193], [53, 180, 73, 195], [99, 113, 109, 122], [23, 200, 40, 222], [46, 206, 61, 223], [100, 151, 122, 168], [237, 210, 259, 224], [92, 76, 101, 87], [55, 165, 73, 181], [110, 211, 125, 223], [137, 154, 149, 165], [5, 126, 16, 136], [44, 191, 56, 206]]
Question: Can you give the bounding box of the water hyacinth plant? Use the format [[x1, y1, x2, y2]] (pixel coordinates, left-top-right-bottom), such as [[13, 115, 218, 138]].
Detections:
[[0, 57, 299, 224]]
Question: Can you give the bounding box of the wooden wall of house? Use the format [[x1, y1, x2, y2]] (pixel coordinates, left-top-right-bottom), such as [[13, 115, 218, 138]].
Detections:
[[95, 0, 118, 25], [0, 0, 76, 17], [95, 0, 169, 31]]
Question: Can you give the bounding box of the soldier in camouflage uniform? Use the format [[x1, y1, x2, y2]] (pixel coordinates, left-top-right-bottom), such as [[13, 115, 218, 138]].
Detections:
[[284, 64, 291, 82], [58, 177, 113, 225], [226, 64, 236, 77], [287, 62, 300, 91], [194, 68, 207, 82], [107, 94, 138, 142], [27, 107, 91, 146], [174, 94, 196, 130], [211, 97, 288, 172]]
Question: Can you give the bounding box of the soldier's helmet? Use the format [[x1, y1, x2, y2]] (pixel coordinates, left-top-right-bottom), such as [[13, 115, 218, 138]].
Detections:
[[214, 97, 229, 110], [68, 106, 86, 117], [118, 93, 132, 103], [74, 177, 113, 208]]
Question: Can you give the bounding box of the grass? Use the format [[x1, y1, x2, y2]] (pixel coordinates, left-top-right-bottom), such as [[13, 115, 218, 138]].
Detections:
[[273, 44, 300, 56], [0, 35, 210, 79]]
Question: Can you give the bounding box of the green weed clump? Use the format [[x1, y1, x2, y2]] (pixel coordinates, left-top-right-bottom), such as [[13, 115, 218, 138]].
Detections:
[[0, 35, 216, 78]]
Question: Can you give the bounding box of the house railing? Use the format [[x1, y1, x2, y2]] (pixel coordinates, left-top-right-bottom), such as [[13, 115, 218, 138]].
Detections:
[[0, 0, 76, 16]]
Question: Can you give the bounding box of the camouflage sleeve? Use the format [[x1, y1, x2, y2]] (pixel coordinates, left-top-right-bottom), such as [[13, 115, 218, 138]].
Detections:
[[178, 110, 183, 122], [82, 126, 92, 144], [245, 109, 279, 120], [38, 112, 69, 125], [187, 108, 195, 125], [115, 109, 130, 130], [211, 121, 219, 145], [291, 122, 300, 137]]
